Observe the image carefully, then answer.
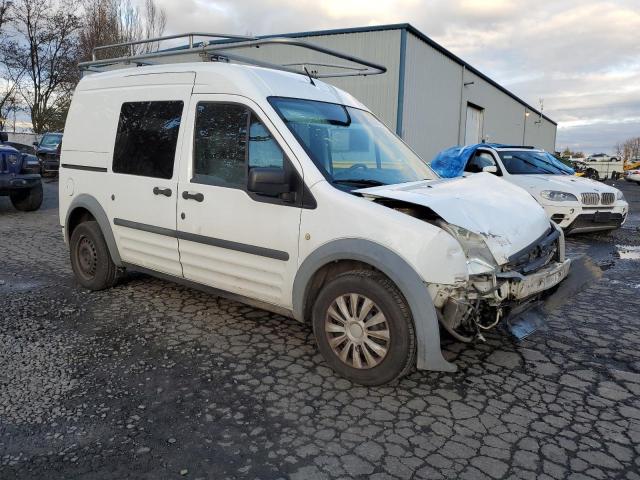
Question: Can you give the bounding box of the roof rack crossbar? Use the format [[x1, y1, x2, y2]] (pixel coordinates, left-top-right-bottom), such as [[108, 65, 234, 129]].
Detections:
[[91, 32, 256, 61], [81, 34, 387, 79]]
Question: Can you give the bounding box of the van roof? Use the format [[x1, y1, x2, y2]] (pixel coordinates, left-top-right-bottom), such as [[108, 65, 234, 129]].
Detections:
[[77, 62, 367, 111]]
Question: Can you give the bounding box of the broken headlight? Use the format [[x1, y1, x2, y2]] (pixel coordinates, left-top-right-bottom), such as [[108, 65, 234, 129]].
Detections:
[[439, 223, 497, 275], [540, 190, 578, 202]]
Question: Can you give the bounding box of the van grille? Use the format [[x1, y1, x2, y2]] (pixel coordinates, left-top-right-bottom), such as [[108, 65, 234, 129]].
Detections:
[[581, 193, 600, 205], [601, 192, 615, 205], [503, 226, 560, 275]]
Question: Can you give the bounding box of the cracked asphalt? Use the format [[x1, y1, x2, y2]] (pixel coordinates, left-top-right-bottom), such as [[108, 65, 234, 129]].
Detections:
[[1, 178, 639, 479]]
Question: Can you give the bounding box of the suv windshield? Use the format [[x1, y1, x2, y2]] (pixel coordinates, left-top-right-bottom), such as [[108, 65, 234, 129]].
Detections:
[[40, 133, 62, 148], [269, 97, 436, 188], [498, 150, 572, 175]]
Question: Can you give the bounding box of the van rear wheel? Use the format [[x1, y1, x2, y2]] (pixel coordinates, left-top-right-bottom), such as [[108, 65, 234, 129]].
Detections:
[[312, 270, 416, 385], [70, 221, 118, 291]]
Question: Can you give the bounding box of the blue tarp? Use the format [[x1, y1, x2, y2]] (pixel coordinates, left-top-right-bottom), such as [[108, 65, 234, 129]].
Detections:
[[430, 143, 503, 178], [430, 143, 574, 178]]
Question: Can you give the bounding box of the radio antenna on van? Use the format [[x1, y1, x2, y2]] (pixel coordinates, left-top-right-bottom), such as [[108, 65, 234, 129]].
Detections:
[[79, 32, 387, 79]]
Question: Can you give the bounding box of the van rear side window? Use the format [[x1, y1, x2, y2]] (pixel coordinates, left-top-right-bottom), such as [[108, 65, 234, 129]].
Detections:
[[113, 101, 183, 179]]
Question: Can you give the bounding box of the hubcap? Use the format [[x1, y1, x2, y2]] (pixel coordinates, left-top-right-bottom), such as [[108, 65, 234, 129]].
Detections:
[[325, 293, 390, 369], [76, 236, 97, 278]]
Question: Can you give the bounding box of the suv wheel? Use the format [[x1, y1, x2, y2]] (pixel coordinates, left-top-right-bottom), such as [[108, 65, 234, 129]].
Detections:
[[9, 183, 43, 211], [312, 270, 416, 385], [70, 221, 118, 290]]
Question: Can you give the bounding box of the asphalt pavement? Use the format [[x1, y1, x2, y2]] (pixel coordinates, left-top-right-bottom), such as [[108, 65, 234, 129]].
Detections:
[[1, 178, 639, 479]]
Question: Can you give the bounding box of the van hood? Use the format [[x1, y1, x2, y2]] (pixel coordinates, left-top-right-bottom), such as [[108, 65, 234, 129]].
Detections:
[[507, 174, 619, 195], [356, 173, 551, 265]]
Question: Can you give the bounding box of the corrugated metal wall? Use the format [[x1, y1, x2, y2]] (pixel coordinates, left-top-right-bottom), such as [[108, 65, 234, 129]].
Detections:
[[402, 32, 463, 161], [223, 30, 402, 131], [401, 30, 557, 161], [125, 26, 557, 159]]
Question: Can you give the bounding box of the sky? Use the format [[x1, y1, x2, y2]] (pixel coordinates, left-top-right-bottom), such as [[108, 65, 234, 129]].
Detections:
[[154, 0, 640, 154]]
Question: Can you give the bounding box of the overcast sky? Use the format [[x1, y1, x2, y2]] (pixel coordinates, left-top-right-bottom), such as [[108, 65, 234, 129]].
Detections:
[[155, 0, 640, 154]]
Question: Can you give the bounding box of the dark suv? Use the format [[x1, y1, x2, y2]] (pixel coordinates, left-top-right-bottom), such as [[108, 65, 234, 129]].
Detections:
[[34, 132, 63, 176], [1, 132, 43, 211]]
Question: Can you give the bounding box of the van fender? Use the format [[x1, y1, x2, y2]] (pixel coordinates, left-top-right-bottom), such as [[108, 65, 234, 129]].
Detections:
[[293, 239, 457, 372], [65, 194, 123, 266]]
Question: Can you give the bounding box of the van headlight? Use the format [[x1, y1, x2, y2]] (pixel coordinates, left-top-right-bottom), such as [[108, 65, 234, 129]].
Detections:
[[439, 222, 497, 274], [540, 190, 578, 202]]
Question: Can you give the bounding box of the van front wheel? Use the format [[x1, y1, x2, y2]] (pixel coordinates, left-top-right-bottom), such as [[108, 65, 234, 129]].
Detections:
[[70, 221, 118, 291], [312, 271, 416, 385]]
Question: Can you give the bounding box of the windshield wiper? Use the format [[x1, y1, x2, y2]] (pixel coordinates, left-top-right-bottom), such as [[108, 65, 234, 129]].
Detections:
[[332, 179, 386, 187]]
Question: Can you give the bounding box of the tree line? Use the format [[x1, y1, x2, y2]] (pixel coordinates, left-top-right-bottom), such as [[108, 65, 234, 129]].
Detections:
[[0, 0, 166, 133], [615, 137, 640, 163]]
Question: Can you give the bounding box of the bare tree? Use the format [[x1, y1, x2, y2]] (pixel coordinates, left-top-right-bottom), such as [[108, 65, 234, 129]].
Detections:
[[0, 0, 13, 32], [79, 0, 167, 61], [140, 0, 166, 52], [2, 0, 81, 133]]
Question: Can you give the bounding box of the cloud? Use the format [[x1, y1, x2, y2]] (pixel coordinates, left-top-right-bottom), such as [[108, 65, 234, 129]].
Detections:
[[152, 0, 640, 153]]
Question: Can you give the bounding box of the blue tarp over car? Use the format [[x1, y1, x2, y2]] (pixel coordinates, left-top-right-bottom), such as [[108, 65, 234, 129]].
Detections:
[[430, 143, 574, 178]]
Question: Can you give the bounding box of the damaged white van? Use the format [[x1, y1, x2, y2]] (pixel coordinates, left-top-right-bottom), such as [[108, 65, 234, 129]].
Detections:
[[59, 34, 570, 385]]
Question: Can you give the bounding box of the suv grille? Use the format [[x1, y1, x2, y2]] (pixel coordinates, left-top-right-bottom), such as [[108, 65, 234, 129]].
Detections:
[[601, 192, 615, 205], [581, 192, 600, 205]]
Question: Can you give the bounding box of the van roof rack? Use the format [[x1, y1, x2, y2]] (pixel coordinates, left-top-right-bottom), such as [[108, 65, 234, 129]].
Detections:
[[79, 32, 387, 79]]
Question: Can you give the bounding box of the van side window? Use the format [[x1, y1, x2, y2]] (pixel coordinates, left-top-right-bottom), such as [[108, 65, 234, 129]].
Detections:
[[112, 101, 183, 179], [248, 115, 284, 169], [193, 102, 285, 188]]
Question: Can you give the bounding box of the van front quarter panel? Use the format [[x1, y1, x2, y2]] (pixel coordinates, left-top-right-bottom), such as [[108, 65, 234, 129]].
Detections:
[[293, 237, 458, 372]]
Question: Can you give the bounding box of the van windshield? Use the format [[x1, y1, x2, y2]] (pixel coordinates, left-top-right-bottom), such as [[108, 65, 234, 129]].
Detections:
[[269, 97, 436, 188]]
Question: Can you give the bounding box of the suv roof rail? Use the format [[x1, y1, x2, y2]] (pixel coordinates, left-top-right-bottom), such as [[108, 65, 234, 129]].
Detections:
[[79, 32, 387, 79]]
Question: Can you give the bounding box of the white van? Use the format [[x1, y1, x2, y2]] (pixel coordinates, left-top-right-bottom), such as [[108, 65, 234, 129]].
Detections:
[[59, 35, 570, 385]]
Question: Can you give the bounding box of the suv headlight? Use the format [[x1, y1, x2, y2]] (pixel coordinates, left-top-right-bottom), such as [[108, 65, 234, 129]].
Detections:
[[439, 222, 497, 274], [616, 190, 625, 201], [7, 153, 18, 165], [540, 190, 578, 202]]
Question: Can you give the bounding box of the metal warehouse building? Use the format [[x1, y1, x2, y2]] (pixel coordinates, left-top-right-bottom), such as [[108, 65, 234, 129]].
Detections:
[[232, 23, 557, 162]]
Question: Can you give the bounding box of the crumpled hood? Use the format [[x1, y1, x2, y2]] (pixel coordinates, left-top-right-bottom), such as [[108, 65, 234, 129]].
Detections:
[[356, 173, 551, 265], [508, 174, 619, 195]]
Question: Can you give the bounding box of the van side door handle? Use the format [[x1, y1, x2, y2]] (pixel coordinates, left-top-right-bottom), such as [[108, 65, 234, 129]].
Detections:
[[182, 191, 204, 202], [153, 187, 172, 197]]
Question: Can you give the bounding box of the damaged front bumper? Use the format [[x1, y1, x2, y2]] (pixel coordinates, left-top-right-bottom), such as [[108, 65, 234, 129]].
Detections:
[[499, 258, 571, 300], [430, 225, 571, 342]]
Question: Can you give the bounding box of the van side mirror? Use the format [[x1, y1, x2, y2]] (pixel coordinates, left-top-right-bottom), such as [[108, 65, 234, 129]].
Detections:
[[483, 165, 498, 174], [0, 132, 7, 143], [248, 167, 292, 198]]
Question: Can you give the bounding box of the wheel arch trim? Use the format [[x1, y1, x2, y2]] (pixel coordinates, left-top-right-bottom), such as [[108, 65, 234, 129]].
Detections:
[[65, 194, 122, 266], [293, 239, 457, 372]]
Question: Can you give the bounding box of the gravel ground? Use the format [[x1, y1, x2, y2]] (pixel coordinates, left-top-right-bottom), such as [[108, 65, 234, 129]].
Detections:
[[1, 178, 639, 479]]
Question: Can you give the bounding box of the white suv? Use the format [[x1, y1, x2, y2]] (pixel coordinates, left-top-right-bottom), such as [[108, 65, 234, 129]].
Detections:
[[59, 40, 570, 385], [462, 146, 628, 234]]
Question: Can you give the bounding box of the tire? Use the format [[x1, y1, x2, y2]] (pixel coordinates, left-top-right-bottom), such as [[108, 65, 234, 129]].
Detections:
[[9, 182, 43, 211], [311, 270, 416, 386], [69, 221, 118, 291]]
